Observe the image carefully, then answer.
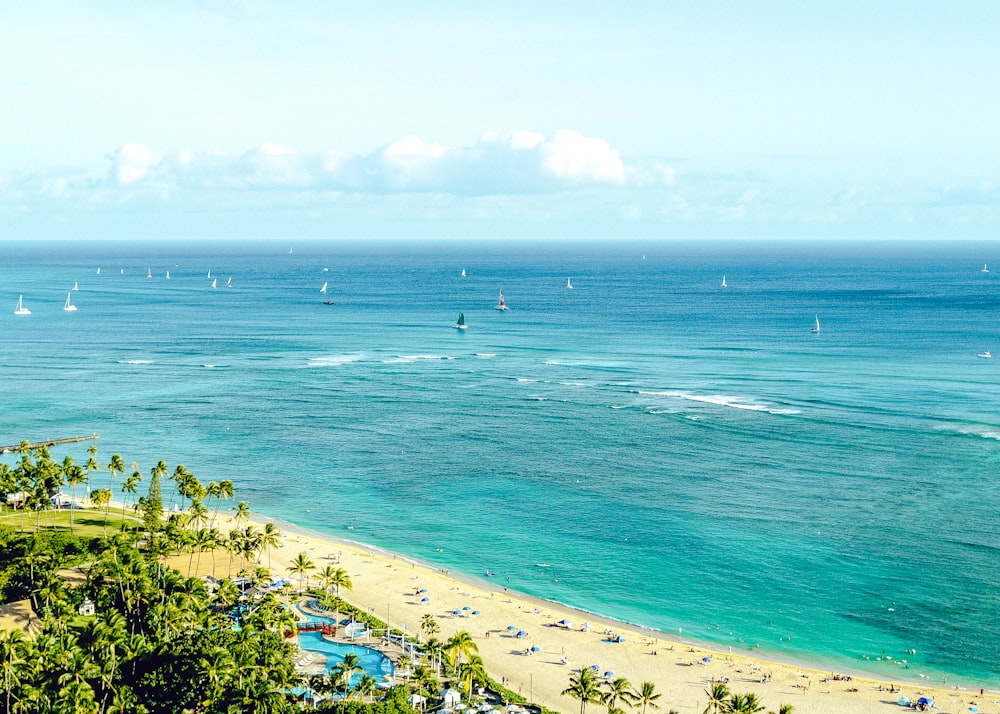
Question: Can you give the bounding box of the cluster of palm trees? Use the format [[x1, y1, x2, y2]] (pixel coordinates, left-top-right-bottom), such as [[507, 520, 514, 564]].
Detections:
[[702, 682, 793, 714], [306, 653, 381, 703], [562, 668, 667, 714]]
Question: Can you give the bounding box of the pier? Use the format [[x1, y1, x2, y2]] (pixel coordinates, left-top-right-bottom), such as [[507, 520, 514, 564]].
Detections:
[[0, 434, 100, 454]]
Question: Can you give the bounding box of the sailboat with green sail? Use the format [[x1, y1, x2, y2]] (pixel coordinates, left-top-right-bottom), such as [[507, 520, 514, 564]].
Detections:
[[453, 312, 467, 330]]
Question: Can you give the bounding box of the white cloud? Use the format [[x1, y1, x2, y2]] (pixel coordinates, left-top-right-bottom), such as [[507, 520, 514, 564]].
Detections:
[[540, 130, 625, 184], [90, 130, 667, 196], [109, 142, 163, 186]]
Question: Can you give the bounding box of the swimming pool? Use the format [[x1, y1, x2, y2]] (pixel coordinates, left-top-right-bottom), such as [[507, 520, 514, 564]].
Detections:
[[298, 631, 395, 683]]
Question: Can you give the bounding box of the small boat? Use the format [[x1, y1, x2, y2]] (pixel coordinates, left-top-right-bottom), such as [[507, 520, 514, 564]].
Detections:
[[63, 292, 77, 312], [165, 271, 170, 280], [495, 289, 509, 311], [983, 264, 989, 273], [14, 295, 30, 315], [722, 274, 727, 288], [211, 278, 217, 289], [288, 247, 294, 254], [226, 277, 232, 288], [96, 267, 101, 275], [72, 281, 79, 291], [979, 351, 992, 358], [567, 277, 573, 289], [453, 312, 467, 330], [320, 282, 328, 294], [461, 268, 466, 277], [120, 268, 124, 275], [810, 316, 821, 333], [207, 270, 212, 278], [323, 300, 335, 305], [146, 267, 152, 279]]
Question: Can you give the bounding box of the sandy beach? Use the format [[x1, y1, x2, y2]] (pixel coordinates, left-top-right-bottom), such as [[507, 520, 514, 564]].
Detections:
[[214, 514, 997, 714]]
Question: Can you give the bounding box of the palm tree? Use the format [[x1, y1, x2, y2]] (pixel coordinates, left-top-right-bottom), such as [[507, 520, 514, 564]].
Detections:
[[85, 444, 99, 495], [330, 652, 363, 693], [289, 552, 315, 593], [106, 453, 125, 497], [767, 706, 794, 714], [121, 470, 142, 518], [91, 489, 114, 535], [704, 682, 731, 714], [0, 629, 27, 714], [354, 673, 379, 702], [562, 667, 603, 714], [728, 692, 765, 714], [603, 677, 638, 712], [445, 630, 479, 670], [63, 458, 87, 533], [328, 567, 352, 597], [634, 681, 662, 714], [259, 522, 282, 568], [457, 654, 488, 699], [422, 637, 446, 676], [420, 613, 439, 640]]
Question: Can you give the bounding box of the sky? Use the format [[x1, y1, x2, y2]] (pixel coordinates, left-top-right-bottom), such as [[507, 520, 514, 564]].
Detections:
[[2, 0, 999, 241]]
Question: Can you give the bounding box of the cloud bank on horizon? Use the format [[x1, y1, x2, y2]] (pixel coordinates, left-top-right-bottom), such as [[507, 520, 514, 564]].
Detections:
[[1, 2, 999, 240]]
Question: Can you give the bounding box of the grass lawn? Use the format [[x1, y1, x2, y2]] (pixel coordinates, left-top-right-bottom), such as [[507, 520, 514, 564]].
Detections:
[[0, 507, 142, 538]]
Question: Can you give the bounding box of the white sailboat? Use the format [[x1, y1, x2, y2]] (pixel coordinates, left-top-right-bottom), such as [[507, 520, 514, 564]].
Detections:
[[207, 270, 212, 278], [810, 316, 821, 333], [165, 270, 170, 280], [211, 278, 217, 289], [567, 277, 574, 289], [226, 277, 233, 288], [96, 267, 101, 275], [721, 275, 727, 288], [72, 281, 79, 291], [461, 268, 466, 278], [14, 295, 30, 315], [63, 292, 77, 312], [320, 282, 328, 294], [983, 264, 989, 273], [495, 289, 509, 311], [978, 351, 992, 358], [146, 267, 152, 279]]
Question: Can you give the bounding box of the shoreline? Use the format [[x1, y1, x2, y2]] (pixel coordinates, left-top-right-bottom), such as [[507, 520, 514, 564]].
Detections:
[[249, 513, 998, 714], [263, 515, 993, 690]]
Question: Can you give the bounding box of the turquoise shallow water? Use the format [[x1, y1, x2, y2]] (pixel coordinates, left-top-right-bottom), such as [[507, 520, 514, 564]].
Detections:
[[2, 239, 999, 686]]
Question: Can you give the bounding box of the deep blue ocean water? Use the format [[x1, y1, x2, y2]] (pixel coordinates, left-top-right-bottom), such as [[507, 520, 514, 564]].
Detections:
[[2, 239, 999, 686]]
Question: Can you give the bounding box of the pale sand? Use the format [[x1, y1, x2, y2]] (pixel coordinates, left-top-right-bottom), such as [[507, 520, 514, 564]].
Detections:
[[227, 515, 998, 714]]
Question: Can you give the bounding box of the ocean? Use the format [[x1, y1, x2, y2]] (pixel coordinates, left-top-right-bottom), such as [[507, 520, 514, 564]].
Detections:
[[2, 239, 998, 686]]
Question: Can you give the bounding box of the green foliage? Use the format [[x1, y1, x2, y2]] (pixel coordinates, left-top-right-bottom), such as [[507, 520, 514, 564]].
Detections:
[[317, 685, 414, 714]]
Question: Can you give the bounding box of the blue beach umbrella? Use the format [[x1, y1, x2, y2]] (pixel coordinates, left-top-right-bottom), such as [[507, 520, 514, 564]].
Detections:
[[516, 630, 528, 638], [590, 664, 600, 671], [604, 671, 614, 678], [418, 588, 427, 593], [452, 610, 462, 616], [506, 625, 517, 632], [463, 606, 471, 611], [702, 657, 712, 663], [530, 646, 541, 652], [472, 610, 480, 615], [420, 597, 430, 603]]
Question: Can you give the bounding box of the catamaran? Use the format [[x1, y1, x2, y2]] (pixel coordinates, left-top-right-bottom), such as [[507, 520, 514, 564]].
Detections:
[[14, 295, 30, 315], [461, 268, 466, 277], [722, 275, 727, 288], [320, 282, 328, 294], [453, 312, 467, 330], [63, 292, 77, 312], [811, 316, 821, 333], [495, 289, 509, 311], [72, 281, 79, 291], [983, 264, 990, 273], [567, 277, 574, 289]]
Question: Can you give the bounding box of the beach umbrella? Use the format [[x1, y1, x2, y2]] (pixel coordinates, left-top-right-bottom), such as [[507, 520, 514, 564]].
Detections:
[[452, 610, 462, 616], [506, 625, 518, 631], [471, 610, 480, 615], [462, 606, 471, 611], [530, 646, 541, 652], [558, 619, 572, 627], [420, 597, 429, 603], [516, 630, 528, 638], [702, 656, 712, 663], [590, 664, 600, 671], [418, 588, 427, 593], [604, 671, 615, 678]]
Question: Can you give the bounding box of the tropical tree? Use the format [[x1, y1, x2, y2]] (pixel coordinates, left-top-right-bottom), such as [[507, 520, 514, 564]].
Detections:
[[0, 629, 27, 714], [634, 681, 662, 714], [767, 706, 794, 714], [330, 652, 363, 693], [603, 676, 638, 712], [91, 489, 114, 535], [121, 470, 142, 518], [63, 457, 87, 532], [259, 522, 282, 568], [422, 637, 446, 677], [457, 654, 488, 699], [420, 613, 439, 640], [704, 682, 731, 714], [289, 552, 315, 593], [562, 667, 603, 714], [445, 630, 479, 669], [727, 692, 765, 714], [107, 453, 126, 496]]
